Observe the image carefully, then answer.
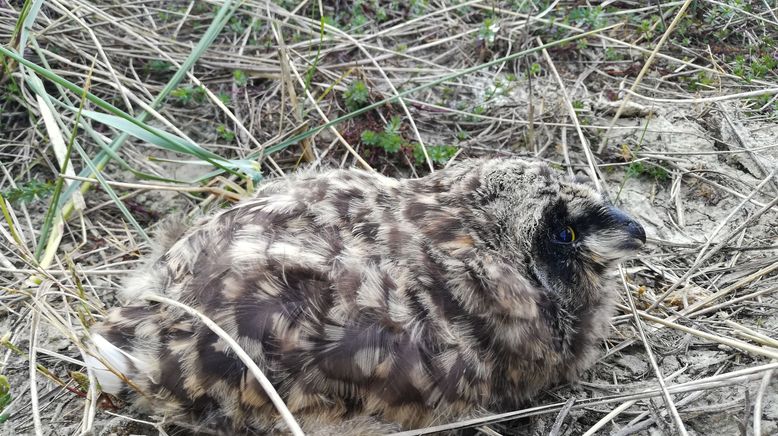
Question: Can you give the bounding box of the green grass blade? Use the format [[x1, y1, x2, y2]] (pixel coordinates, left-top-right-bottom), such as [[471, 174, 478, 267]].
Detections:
[[78, 110, 260, 178], [0, 0, 243, 228], [26, 38, 184, 187], [12, 0, 44, 57], [0, 195, 24, 248], [34, 70, 96, 258], [61, 0, 242, 207], [0, 46, 252, 179]]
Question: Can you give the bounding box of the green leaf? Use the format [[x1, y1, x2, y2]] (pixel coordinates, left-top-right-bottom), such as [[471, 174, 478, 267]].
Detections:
[[378, 133, 403, 153], [1, 180, 54, 204], [385, 115, 402, 134], [412, 143, 426, 163], [78, 110, 261, 180], [428, 145, 457, 163], [344, 81, 370, 112], [13, 0, 44, 58], [360, 130, 379, 145], [0, 373, 10, 424], [0, 374, 10, 411]]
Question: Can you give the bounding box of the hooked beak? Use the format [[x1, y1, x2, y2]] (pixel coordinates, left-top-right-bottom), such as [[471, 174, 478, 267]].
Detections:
[[608, 206, 646, 249]]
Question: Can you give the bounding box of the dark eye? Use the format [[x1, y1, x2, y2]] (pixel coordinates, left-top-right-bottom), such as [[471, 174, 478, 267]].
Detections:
[[554, 226, 576, 243]]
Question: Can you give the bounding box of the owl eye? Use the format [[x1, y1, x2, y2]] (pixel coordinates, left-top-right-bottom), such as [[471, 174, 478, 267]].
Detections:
[[554, 226, 576, 243]]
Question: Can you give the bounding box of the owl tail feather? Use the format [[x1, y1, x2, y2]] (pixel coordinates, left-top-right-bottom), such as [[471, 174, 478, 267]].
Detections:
[[82, 333, 145, 396]]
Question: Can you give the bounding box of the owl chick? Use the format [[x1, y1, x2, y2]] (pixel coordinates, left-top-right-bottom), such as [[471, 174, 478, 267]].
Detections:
[[85, 158, 645, 434]]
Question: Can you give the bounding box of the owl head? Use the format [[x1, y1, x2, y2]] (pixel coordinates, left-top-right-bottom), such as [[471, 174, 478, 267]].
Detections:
[[469, 159, 646, 308]]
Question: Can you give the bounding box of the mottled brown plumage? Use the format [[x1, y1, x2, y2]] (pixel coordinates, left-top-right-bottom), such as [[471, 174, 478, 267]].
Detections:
[[85, 158, 645, 434]]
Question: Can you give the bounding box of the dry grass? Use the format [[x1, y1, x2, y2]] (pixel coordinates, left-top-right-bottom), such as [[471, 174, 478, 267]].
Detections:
[[1, 1, 777, 435]]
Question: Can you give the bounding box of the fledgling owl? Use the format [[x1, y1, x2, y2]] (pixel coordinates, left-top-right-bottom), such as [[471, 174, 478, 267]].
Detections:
[[84, 158, 645, 434]]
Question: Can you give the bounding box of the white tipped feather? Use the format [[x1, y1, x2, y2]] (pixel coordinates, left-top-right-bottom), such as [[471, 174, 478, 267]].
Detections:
[[82, 333, 143, 395]]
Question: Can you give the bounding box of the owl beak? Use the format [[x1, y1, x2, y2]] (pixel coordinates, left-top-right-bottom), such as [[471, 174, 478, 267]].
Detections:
[[608, 207, 646, 248]]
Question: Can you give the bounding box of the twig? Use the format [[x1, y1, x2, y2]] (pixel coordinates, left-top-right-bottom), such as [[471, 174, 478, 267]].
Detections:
[[753, 367, 775, 436], [619, 265, 689, 436], [625, 87, 778, 104], [59, 174, 244, 201], [631, 308, 778, 361], [650, 193, 778, 309], [538, 36, 605, 195], [141, 293, 304, 436], [389, 362, 778, 435], [599, 0, 695, 152], [29, 286, 44, 436], [549, 397, 575, 436], [268, 13, 373, 171]]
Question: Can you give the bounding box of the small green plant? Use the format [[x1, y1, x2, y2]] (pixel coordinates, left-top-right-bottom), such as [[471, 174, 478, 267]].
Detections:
[[359, 117, 456, 167], [687, 71, 715, 91], [193, 2, 214, 14], [375, 6, 388, 22], [321, 15, 337, 28], [349, 3, 368, 29], [755, 94, 772, 106], [217, 125, 235, 142], [707, 0, 748, 22], [528, 62, 542, 77], [413, 144, 457, 165], [510, 0, 551, 13], [227, 15, 250, 33], [750, 59, 769, 78], [361, 116, 404, 153], [4, 81, 20, 95], [751, 55, 777, 78], [733, 55, 748, 78], [344, 81, 370, 112], [145, 59, 173, 73], [673, 16, 692, 42], [732, 54, 776, 81], [639, 19, 653, 39], [483, 84, 499, 102], [713, 28, 731, 41], [233, 70, 248, 87], [568, 6, 605, 29], [409, 0, 428, 17], [69, 371, 90, 394], [478, 17, 500, 45], [572, 100, 584, 110], [171, 85, 207, 105], [0, 374, 10, 424], [273, 0, 299, 10], [626, 161, 669, 182], [746, 94, 778, 117], [1, 180, 55, 205], [440, 86, 454, 100]]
